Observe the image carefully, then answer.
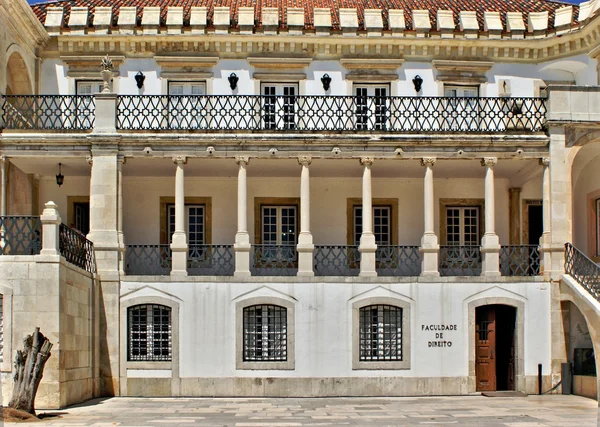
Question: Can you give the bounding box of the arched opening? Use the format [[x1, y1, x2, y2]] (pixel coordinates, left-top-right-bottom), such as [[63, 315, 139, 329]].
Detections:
[[5, 51, 33, 95], [475, 304, 517, 392]]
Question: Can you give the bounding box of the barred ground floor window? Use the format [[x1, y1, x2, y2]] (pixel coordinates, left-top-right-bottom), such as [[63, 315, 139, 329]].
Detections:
[[243, 304, 287, 362], [359, 304, 403, 361], [127, 304, 172, 362]]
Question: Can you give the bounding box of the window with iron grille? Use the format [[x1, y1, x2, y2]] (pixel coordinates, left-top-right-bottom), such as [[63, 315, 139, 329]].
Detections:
[[128, 304, 172, 362], [359, 304, 402, 361], [243, 304, 287, 362]]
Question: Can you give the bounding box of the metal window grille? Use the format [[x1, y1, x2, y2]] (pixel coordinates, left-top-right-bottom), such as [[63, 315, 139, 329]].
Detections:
[[359, 304, 402, 361], [243, 304, 287, 362], [128, 304, 172, 362]]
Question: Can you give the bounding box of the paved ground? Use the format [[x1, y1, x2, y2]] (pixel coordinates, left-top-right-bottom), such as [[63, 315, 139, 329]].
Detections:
[[9, 395, 599, 426]]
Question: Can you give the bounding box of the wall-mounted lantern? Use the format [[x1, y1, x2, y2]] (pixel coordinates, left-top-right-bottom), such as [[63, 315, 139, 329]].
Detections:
[[228, 73, 239, 90], [412, 75, 423, 93], [134, 71, 145, 89], [56, 163, 64, 187], [321, 74, 332, 91]]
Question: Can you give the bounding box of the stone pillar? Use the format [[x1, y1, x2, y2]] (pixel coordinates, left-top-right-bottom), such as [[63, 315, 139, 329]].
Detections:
[[93, 93, 117, 134], [117, 156, 125, 276], [297, 156, 314, 276], [481, 157, 501, 277], [170, 156, 188, 277], [87, 151, 120, 397], [0, 156, 7, 217], [539, 158, 552, 275], [508, 187, 521, 245], [234, 156, 251, 277], [420, 157, 440, 276], [359, 157, 377, 277], [40, 201, 61, 255]]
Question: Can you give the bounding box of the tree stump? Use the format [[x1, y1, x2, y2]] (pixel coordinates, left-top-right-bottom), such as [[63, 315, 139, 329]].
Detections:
[[8, 327, 53, 416]]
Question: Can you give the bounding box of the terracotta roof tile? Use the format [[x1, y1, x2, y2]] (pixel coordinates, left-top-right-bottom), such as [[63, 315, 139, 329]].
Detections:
[[30, 0, 578, 31]]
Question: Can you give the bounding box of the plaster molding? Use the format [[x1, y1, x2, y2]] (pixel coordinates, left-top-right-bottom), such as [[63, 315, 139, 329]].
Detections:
[[481, 157, 498, 167]]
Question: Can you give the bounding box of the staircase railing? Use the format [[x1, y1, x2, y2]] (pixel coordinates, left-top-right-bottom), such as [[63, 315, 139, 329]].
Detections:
[[565, 243, 600, 301]]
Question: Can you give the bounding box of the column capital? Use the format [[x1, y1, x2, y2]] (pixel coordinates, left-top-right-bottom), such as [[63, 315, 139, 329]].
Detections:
[[172, 156, 188, 165], [360, 157, 374, 166], [539, 157, 550, 167], [421, 157, 436, 167], [298, 156, 312, 166], [117, 155, 126, 165], [235, 156, 250, 166], [86, 155, 93, 165], [481, 157, 498, 167]]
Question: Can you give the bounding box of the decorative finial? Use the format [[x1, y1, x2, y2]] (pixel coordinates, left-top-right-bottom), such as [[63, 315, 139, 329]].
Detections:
[[101, 55, 113, 72], [100, 55, 114, 93]]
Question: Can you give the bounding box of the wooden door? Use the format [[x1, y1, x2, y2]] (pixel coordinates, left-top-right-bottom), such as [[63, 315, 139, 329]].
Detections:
[[476, 306, 496, 391]]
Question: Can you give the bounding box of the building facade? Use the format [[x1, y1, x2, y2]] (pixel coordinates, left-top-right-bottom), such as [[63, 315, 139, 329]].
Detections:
[[2, 0, 600, 408]]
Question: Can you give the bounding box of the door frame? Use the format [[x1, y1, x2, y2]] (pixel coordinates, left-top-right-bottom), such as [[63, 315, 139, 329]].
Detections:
[[522, 199, 542, 245], [468, 297, 525, 393]]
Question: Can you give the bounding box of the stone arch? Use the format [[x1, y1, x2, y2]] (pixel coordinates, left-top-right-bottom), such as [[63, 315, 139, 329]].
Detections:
[[5, 48, 33, 95], [466, 296, 526, 393]]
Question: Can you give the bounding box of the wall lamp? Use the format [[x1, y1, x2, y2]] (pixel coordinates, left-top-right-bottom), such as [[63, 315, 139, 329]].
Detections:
[[228, 73, 239, 90], [135, 71, 145, 89], [412, 75, 423, 93], [56, 163, 64, 187], [321, 74, 332, 91]]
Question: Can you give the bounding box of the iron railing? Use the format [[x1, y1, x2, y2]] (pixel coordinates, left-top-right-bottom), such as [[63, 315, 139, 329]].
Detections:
[[116, 95, 546, 132], [125, 245, 171, 275], [59, 224, 95, 273], [188, 245, 234, 276], [0, 216, 42, 255], [376, 245, 421, 276], [565, 243, 600, 301], [1, 95, 95, 130], [314, 245, 360, 276], [500, 245, 540, 276], [251, 245, 298, 276], [439, 245, 482, 276]]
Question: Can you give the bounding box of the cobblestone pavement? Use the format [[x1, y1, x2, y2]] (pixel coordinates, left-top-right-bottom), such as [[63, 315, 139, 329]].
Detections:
[[9, 395, 599, 426]]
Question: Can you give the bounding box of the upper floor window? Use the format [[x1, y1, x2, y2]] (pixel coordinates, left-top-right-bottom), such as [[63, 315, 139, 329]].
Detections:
[[354, 84, 389, 131], [127, 304, 172, 362], [353, 206, 391, 245], [261, 84, 298, 130], [76, 81, 103, 95], [168, 82, 206, 129], [359, 304, 403, 361], [446, 206, 480, 246], [167, 204, 205, 247], [262, 205, 297, 246], [243, 304, 287, 362]]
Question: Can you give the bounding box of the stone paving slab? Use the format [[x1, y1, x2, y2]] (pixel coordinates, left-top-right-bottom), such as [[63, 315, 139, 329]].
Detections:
[[5, 395, 599, 426]]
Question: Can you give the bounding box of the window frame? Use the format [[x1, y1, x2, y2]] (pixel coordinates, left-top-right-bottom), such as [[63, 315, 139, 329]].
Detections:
[[75, 80, 104, 95], [67, 196, 90, 236], [346, 198, 398, 246], [254, 198, 300, 245], [260, 83, 299, 130], [445, 206, 480, 246], [127, 303, 173, 363], [352, 296, 411, 370], [353, 83, 390, 131], [160, 197, 212, 245], [439, 199, 485, 245], [242, 304, 288, 362], [236, 296, 295, 370]]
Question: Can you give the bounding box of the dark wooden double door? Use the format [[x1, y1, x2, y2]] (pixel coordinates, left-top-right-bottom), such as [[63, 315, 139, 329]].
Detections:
[[475, 305, 517, 392]]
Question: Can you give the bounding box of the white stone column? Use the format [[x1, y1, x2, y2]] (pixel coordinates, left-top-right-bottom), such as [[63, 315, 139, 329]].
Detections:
[[359, 157, 377, 277], [0, 156, 6, 217], [117, 156, 126, 276], [297, 156, 314, 276], [420, 157, 440, 276], [539, 158, 552, 276], [40, 201, 61, 256], [170, 156, 188, 277], [481, 157, 501, 277], [234, 156, 251, 277]]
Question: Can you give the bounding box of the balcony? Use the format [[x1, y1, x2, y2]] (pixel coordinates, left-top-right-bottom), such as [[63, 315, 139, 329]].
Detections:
[[1, 95, 547, 133]]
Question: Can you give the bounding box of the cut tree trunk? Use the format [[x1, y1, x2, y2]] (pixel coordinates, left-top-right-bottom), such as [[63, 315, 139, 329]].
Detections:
[[8, 327, 53, 416]]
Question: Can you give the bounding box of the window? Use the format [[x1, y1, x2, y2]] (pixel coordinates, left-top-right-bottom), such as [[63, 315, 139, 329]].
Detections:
[[359, 304, 403, 361], [261, 84, 297, 130], [354, 85, 389, 130], [127, 304, 172, 362], [75, 81, 102, 128], [262, 206, 297, 246], [446, 206, 480, 246], [167, 204, 205, 247], [354, 206, 391, 245], [243, 304, 287, 362], [444, 85, 479, 131], [168, 82, 206, 129], [76, 81, 104, 95]]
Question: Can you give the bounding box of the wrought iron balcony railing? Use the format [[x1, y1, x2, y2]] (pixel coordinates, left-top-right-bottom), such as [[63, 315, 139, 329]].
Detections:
[[565, 243, 600, 302], [251, 244, 298, 276], [116, 95, 546, 133], [0, 216, 42, 256], [500, 245, 540, 276], [59, 223, 96, 273], [1, 95, 95, 130], [439, 245, 482, 276], [314, 245, 360, 276], [376, 245, 422, 276], [125, 245, 172, 275], [188, 245, 234, 276]]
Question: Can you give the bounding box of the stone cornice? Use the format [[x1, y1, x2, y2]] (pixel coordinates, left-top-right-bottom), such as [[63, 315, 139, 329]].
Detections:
[[2, 0, 49, 53]]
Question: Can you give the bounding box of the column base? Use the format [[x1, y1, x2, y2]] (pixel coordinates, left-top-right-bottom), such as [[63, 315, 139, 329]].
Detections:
[[297, 239, 314, 277], [420, 233, 440, 277], [481, 233, 501, 277], [170, 242, 188, 277], [234, 239, 251, 276], [359, 236, 377, 277]]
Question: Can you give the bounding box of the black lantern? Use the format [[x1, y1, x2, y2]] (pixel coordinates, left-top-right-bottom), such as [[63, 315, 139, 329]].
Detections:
[[135, 71, 145, 89], [56, 163, 64, 187], [412, 75, 423, 93], [321, 74, 332, 91], [228, 73, 239, 90]]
